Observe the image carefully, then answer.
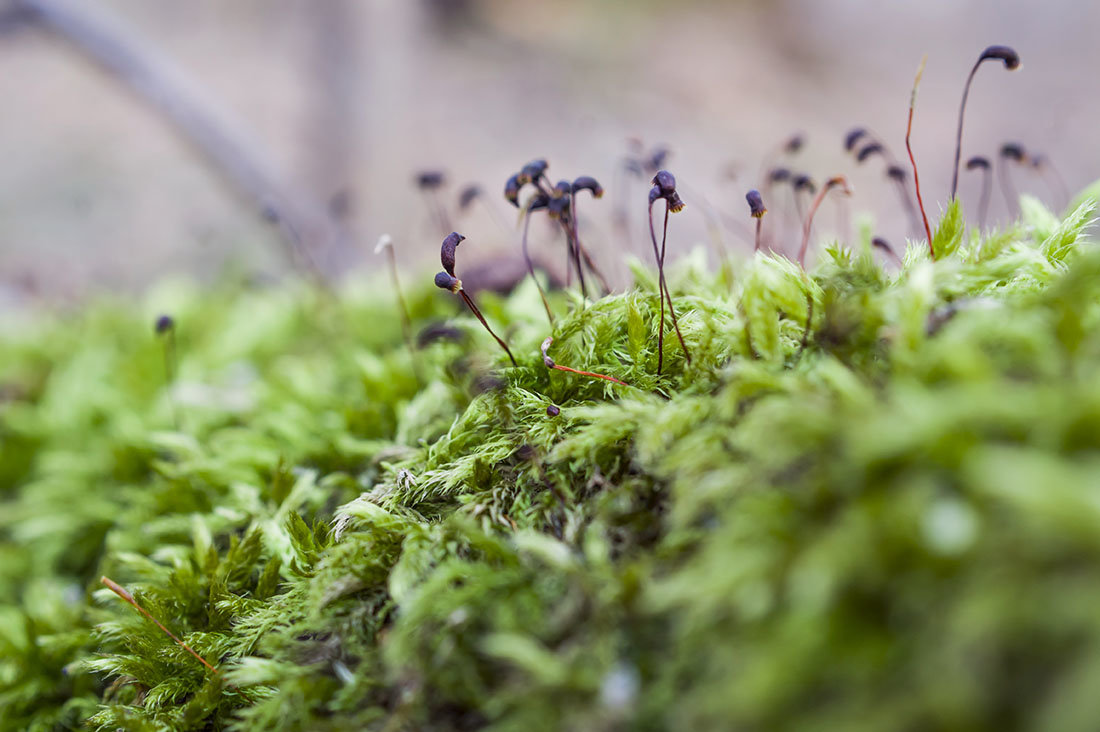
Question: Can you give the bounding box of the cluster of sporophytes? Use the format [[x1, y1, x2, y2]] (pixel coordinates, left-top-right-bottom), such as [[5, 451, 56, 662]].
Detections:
[[4, 45, 1100, 731]]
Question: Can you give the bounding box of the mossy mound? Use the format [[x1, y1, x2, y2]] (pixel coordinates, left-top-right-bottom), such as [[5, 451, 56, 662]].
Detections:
[[3, 193, 1100, 730]]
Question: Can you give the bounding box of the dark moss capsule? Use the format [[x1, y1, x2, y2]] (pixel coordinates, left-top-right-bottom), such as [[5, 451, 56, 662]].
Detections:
[[886, 165, 908, 182], [648, 169, 685, 212], [473, 372, 506, 395], [154, 314, 174, 335], [979, 45, 1021, 70], [513, 444, 537, 461], [793, 174, 816, 194], [745, 189, 767, 218], [822, 175, 850, 194], [965, 156, 991, 171], [434, 271, 461, 292], [768, 167, 792, 183], [417, 322, 464, 346], [329, 189, 352, 219], [572, 176, 604, 198], [651, 170, 677, 196], [856, 142, 885, 163], [784, 133, 805, 154], [648, 146, 670, 170], [844, 127, 868, 152], [520, 158, 549, 184], [526, 192, 550, 212], [416, 170, 446, 190], [548, 181, 572, 218], [260, 203, 280, 223], [504, 173, 522, 208], [1000, 143, 1026, 162], [546, 404, 561, 417], [440, 232, 465, 275], [547, 196, 569, 220], [458, 184, 482, 210]]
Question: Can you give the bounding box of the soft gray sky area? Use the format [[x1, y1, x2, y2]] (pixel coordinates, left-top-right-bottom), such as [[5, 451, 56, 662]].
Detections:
[[1, 0, 1097, 302]]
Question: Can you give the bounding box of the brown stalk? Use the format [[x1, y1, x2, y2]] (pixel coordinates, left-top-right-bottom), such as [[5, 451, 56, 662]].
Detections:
[[1032, 154, 1070, 210], [376, 235, 422, 383], [886, 165, 924, 238], [965, 157, 992, 229], [425, 190, 450, 235], [647, 200, 667, 375], [154, 315, 179, 429], [672, 179, 738, 263], [872, 236, 904, 266], [906, 55, 934, 257], [950, 45, 1021, 199], [520, 207, 555, 325], [100, 576, 219, 676], [660, 205, 690, 364], [798, 176, 852, 267], [999, 143, 1024, 220], [542, 179, 587, 298], [568, 180, 612, 295], [799, 295, 814, 355], [563, 212, 588, 299], [648, 197, 691, 374], [9, 0, 342, 278], [458, 183, 512, 235], [458, 289, 517, 367], [541, 337, 627, 386]]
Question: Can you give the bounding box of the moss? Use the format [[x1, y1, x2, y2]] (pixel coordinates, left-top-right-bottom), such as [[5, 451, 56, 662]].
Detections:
[[2, 192, 1100, 730]]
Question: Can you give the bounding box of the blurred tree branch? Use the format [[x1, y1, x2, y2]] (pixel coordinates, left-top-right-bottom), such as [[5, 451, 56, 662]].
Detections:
[[302, 0, 358, 215], [2, 0, 346, 278]]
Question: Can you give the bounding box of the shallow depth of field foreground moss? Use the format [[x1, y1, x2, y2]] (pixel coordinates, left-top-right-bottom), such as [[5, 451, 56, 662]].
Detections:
[[5, 189, 1100, 730]]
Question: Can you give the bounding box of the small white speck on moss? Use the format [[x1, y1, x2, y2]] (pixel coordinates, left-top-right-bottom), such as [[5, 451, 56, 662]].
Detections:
[[922, 498, 979, 556], [600, 663, 639, 711]]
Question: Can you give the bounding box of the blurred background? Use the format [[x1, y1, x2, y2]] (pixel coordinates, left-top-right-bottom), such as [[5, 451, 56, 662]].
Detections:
[[0, 0, 1097, 305]]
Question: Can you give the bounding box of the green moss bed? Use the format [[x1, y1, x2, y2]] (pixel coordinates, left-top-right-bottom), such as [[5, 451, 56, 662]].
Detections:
[[4, 189, 1100, 730]]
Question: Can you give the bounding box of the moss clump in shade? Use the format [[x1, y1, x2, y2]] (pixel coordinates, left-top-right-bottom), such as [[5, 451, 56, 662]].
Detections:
[[3, 192, 1100, 730]]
